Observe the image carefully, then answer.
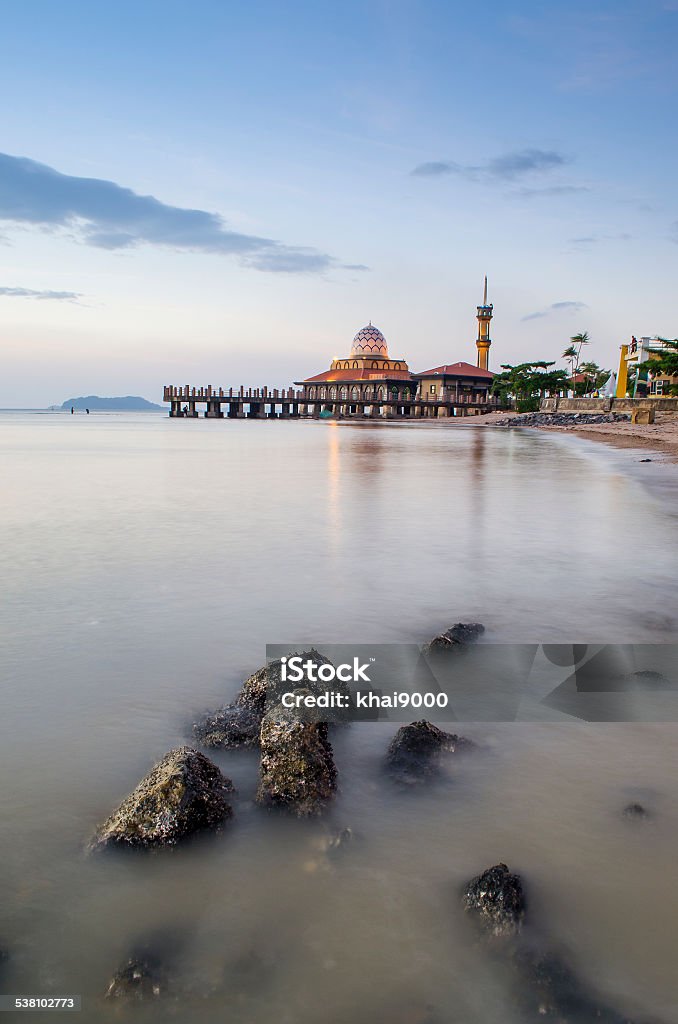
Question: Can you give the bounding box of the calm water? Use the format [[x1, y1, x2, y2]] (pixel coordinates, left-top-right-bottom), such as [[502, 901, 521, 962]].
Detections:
[[1, 411, 678, 1023]]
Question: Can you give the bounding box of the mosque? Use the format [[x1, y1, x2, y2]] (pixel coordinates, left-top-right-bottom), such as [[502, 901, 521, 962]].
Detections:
[[294, 280, 495, 416], [165, 282, 499, 418]]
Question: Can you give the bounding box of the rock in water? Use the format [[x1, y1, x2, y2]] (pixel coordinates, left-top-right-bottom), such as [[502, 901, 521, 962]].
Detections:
[[461, 864, 655, 1022], [462, 863, 526, 940], [513, 943, 650, 1023], [192, 704, 262, 749], [256, 695, 337, 816], [425, 622, 485, 651], [193, 649, 337, 749], [386, 720, 472, 783], [623, 802, 649, 819], [105, 957, 168, 1002], [87, 747, 234, 852]]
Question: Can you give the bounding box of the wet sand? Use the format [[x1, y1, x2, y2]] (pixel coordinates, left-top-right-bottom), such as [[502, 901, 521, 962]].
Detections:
[[475, 410, 678, 462]]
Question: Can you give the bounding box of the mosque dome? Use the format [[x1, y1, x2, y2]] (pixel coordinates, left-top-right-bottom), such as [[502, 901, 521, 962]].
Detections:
[[350, 323, 389, 359]]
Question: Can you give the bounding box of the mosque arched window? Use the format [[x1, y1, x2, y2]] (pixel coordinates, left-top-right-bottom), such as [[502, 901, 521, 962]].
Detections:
[[353, 361, 358, 369], [351, 386, 359, 400], [329, 386, 337, 400], [309, 387, 316, 400], [340, 386, 348, 400], [320, 387, 326, 400], [377, 386, 385, 400], [371, 361, 378, 369], [394, 363, 401, 370]]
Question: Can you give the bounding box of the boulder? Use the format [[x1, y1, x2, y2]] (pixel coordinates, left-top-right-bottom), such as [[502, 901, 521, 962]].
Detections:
[[462, 863, 526, 940], [386, 720, 473, 784], [193, 649, 338, 749], [87, 747, 234, 852], [256, 693, 337, 816], [425, 622, 485, 652]]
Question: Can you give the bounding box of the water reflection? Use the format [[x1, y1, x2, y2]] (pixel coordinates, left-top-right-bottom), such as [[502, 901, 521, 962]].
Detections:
[[1, 414, 678, 1023]]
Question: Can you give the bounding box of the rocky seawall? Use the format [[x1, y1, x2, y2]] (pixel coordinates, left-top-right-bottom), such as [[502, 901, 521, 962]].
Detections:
[[495, 412, 631, 427]]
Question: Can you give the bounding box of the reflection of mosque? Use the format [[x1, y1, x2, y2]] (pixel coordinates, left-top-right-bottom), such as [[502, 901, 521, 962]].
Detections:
[[295, 282, 496, 418]]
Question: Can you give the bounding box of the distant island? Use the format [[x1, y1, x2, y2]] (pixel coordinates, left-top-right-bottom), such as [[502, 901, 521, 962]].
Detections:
[[59, 396, 163, 411]]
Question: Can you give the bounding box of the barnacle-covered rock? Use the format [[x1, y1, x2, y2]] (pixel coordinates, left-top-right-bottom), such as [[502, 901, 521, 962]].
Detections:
[[105, 956, 169, 1002], [87, 747, 233, 852], [193, 649, 337, 749], [386, 720, 473, 784], [462, 862, 526, 940], [256, 693, 337, 816], [424, 622, 485, 652]]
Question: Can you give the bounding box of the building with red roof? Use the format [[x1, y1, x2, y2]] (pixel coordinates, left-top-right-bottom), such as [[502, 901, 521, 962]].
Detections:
[[294, 281, 496, 415]]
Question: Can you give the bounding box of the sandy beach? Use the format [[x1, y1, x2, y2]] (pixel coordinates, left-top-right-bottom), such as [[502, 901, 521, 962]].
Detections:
[[475, 409, 678, 462]]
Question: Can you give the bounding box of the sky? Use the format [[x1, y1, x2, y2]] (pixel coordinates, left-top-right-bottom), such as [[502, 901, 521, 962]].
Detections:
[[1, 0, 677, 407]]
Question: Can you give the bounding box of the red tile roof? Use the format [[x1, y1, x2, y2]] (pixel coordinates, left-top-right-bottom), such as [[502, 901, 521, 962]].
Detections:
[[413, 361, 494, 380], [297, 368, 414, 383]]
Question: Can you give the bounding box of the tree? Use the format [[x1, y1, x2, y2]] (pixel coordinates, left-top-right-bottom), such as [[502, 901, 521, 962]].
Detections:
[[562, 331, 590, 390], [644, 339, 678, 395], [491, 362, 569, 411], [576, 361, 612, 396]]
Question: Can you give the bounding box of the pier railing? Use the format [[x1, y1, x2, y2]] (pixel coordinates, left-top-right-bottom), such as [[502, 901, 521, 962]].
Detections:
[[164, 386, 308, 401], [163, 385, 501, 406]]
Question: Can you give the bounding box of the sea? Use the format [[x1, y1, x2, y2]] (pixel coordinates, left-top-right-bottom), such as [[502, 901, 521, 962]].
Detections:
[[1, 410, 677, 1023]]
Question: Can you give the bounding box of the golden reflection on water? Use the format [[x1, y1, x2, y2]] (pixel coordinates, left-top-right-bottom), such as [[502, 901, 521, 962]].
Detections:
[[326, 422, 341, 557]]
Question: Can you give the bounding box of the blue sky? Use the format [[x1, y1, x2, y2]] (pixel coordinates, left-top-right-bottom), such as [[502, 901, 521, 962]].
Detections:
[[1, 0, 676, 405]]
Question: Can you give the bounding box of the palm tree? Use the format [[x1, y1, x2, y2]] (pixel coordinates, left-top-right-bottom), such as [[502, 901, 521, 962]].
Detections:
[[562, 344, 578, 380], [562, 331, 590, 393]]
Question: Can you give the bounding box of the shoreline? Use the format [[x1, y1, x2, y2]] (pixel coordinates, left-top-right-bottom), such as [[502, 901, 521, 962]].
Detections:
[[6, 406, 678, 464], [472, 409, 678, 464]]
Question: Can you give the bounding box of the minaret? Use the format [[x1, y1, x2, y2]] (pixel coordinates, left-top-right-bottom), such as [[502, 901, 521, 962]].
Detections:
[[476, 275, 493, 371]]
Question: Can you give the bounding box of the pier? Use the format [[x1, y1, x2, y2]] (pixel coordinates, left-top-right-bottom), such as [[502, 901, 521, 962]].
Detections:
[[163, 385, 502, 419]]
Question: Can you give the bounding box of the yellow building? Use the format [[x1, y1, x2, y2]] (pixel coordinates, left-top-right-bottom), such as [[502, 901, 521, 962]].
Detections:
[[616, 336, 676, 397]]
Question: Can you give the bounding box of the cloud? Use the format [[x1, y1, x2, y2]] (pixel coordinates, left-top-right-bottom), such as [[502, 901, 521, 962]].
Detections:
[[516, 185, 590, 198], [411, 161, 460, 177], [0, 152, 358, 274], [488, 150, 566, 178], [522, 300, 588, 321], [0, 285, 81, 301], [411, 148, 568, 181], [567, 232, 632, 250]]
